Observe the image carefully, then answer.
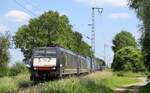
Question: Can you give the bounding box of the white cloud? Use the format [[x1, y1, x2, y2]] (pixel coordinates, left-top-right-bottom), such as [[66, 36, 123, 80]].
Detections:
[[111, 13, 130, 19], [75, 0, 127, 7], [5, 10, 31, 22], [0, 25, 9, 32]]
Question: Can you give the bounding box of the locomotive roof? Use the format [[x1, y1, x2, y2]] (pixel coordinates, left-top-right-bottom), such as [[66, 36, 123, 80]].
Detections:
[[33, 46, 86, 59], [58, 47, 85, 58]]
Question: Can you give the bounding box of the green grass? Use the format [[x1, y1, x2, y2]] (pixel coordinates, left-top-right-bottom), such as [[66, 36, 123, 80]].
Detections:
[[139, 83, 150, 93], [0, 72, 32, 93], [114, 71, 147, 77], [41, 71, 141, 93], [0, 71, 142, 93]]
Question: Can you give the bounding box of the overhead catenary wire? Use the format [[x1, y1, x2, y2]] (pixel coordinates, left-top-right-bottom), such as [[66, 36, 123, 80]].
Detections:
[[23, 0, 37, 9], [13, 0, 36, 16]]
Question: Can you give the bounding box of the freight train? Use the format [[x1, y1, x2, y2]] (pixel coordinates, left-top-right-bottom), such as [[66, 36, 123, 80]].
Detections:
[[30, 46, 104, 81]]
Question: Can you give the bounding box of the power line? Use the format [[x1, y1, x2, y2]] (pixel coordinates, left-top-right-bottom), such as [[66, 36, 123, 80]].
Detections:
[[13, 0, 36, 16], [24, 0, 37, 9]]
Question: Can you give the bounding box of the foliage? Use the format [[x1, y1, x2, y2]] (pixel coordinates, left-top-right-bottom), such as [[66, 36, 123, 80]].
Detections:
[[128, 0, 150, 71], [112, 47, 145, 72], [96, 57, 105, 66], [14, 11, 92, 62], [112, 31, 137, 53], [9, 62, 28, 76], [0, 33, 10, 77]]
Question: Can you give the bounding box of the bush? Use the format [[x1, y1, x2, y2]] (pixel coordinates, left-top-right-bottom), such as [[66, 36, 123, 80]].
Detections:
[[0, 72, 32, 93], [112, 47, 145, 72], [9, 62, 28, 76], [0, 66, 9, 77]]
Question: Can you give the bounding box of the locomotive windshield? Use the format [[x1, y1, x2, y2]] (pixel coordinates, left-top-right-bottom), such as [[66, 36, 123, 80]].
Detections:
[[33, 47, 56, 58], [32, 47, 57, 67]]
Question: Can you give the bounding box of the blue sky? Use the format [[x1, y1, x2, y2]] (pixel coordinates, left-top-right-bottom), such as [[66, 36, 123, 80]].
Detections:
[[0, 0, 140, 65]]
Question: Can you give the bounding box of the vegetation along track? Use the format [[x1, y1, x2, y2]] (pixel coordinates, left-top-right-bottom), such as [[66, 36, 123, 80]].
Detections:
[[7, 71, 143, 93], [115, 78, 149, 93]]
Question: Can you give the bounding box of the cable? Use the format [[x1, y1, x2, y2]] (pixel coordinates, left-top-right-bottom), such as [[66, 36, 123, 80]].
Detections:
[[13, 0, 36, 16], [24, 0, 37, 8]]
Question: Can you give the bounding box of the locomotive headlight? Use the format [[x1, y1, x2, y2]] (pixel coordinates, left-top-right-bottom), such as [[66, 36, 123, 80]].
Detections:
[[34, 67, 37, 70], [52, 67, 56, 70]]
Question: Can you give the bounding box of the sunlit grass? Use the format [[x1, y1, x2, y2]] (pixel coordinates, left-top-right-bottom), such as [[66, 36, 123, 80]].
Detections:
[[0, 71, 143, 93], [41, 71, 141, 93], [0, 72, 32, 93]]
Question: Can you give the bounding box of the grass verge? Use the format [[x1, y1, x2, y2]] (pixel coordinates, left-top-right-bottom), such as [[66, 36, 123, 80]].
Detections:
[[41, 71, 140, 93], [0, 71, 142, 93], [0, 72, 32, 93]]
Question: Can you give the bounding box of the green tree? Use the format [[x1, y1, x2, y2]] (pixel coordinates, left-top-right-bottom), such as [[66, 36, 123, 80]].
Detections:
[[73, 32, 83, 53], [14, 11, 92, 62], [80, 41, 92, 56], [0, 33, 10, 77], [96, 57, 105, 66], [128, 0, 150, 71], [112, 31, 137, 53], [112, 47, 145, 72]]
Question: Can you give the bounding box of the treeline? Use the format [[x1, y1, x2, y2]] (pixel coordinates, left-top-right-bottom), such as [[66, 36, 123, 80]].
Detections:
[[111, 31, 145, 72], [14, 11, 92, 62], [128, 0, 150, 71], [111, 0, 150, 72]]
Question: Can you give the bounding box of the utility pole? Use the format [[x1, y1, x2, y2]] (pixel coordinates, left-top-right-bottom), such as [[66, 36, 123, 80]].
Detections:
[[89, 7, 103, 55], [88, 2, 103, 71]]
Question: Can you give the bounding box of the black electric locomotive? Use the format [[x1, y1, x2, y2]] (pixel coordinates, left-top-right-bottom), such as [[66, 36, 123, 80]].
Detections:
[[30, 46, 95, 81]]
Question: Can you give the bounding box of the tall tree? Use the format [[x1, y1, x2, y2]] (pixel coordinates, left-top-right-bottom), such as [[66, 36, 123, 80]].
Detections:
[[112, 31, 137, 53], [14, 11, 92, 62], [128, 0, 150, 70], [0, 32, 10, 77]]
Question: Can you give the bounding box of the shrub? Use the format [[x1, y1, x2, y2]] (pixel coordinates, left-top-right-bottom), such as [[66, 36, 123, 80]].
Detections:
[[112, 47, 145, 72], [0, 66, 9, 77], [9, 62, 28, 76]]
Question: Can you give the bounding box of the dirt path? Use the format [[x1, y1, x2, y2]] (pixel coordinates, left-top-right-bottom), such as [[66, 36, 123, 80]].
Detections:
[[115, 78, 149, 93]]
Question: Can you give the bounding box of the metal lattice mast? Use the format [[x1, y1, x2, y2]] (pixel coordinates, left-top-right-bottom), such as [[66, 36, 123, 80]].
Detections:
[[90, 7, 103, 55], [91, 8, 95, 54]]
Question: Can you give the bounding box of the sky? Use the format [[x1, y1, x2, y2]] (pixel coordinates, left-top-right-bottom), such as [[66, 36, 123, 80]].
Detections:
[[0, 0, 140, 66]]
